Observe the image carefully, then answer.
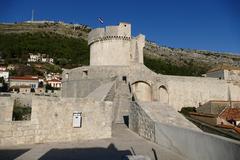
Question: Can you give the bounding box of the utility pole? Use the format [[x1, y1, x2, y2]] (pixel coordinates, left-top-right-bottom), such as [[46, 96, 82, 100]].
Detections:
[[228, 86, 232, 108]]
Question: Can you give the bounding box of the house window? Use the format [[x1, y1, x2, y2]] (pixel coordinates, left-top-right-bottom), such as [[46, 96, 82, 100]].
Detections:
[[31, 84, 36, 88]]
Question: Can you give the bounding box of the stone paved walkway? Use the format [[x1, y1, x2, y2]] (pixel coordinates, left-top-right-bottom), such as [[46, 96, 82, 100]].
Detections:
[[0, 124, 186, 160]]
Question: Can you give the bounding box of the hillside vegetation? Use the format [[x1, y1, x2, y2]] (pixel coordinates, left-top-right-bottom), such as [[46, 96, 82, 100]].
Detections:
[[1, 22, 240, 76], [0, 32, 89, 67]]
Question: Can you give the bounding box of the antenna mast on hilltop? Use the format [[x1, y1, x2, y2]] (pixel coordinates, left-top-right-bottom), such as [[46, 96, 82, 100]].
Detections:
[[31, 9, 34, 22]]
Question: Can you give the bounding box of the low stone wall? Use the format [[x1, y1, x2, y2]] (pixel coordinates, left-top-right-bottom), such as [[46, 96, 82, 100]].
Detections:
[[129, 102, 240, 160], [0, 97, 113, 146], [129, 102, 155, 142], [155, 123, 240, 160], [190, 114, 217, 126]]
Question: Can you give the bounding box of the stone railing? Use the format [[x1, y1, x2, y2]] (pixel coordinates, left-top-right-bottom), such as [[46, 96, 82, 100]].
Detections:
[[104, 78, 118, 102], [129, 101, 240, 160]]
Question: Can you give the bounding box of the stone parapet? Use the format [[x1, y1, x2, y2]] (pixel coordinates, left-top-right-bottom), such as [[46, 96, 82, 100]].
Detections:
[[88, 23, 131, 45]]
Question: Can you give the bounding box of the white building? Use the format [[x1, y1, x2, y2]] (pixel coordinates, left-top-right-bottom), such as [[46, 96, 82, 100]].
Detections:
[[49, 58, 54, 63], [10, 76, 39, 89], [41, 57, 47, 63], [0, 66, 6, 71], [206, 65, 240, 81], [28, 53, 41, 62], [47, 79, 62, 88], [28, 53, 54, 63], [41, 57, 54, 63]]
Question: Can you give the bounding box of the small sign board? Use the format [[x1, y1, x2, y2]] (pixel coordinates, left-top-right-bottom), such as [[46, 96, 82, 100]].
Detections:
[[72, 112, 82, 128]]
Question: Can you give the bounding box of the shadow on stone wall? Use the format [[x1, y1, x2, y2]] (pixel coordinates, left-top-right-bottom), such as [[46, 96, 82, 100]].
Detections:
[[39, 143, 132, 160], [0, 149, 30, 160]]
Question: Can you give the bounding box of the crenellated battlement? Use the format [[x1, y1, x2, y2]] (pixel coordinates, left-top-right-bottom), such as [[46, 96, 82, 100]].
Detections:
[[88, 23, 131, 45], [88, 22, 145, 66]]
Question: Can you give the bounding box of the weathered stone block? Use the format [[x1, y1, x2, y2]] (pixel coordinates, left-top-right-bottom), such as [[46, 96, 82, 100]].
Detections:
[[2, 131, 12, 138], [23, 130, 34, 136], [13, 131, 23, 137]]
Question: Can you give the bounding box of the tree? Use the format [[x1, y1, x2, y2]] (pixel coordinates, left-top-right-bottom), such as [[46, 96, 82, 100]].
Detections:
[[0, 77, 8, 92], [38, 81, 44, 88], [45, 84, 53, 92]]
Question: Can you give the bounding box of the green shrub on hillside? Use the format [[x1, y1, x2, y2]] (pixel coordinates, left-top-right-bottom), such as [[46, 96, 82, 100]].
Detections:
[[144, 55, 208, 76]]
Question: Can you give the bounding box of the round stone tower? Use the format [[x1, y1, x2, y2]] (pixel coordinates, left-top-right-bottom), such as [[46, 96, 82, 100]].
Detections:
[[88, 22, 145, 66]]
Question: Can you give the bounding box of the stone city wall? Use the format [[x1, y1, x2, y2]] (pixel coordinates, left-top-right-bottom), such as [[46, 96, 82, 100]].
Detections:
[[62, 64, 240, 112], [163, 75, 240, 111], [62, 65, 157, 85], [0, 97, 113, 146], [11, 94, 32, 107], [61, 65, 158, 98], [0, 97, 14, 121]]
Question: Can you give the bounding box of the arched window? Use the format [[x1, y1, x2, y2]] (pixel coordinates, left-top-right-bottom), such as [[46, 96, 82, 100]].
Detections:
[[131, 81, 152, 102], [159, 85, 169, 104]]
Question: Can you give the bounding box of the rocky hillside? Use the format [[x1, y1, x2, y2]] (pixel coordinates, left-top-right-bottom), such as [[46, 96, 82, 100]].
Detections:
[[0, 22, 90, 39], [1, 22, 240, 76], [144, 41, 240, 75]]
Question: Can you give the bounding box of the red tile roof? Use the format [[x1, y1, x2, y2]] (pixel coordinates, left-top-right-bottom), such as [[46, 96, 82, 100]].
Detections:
[[10, 76, 39, 81], [47, 79, 61, 82], [219, 108, 240, 121]]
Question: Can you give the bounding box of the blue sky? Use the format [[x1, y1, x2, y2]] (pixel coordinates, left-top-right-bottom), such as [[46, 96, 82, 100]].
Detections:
[[1, 0, 240, 53]]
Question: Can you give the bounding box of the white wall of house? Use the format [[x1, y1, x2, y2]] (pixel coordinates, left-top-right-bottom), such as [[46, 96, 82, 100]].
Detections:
[[48, 81, 62, 88], [0, 71, 9, 82], [10, 79, 39, 89], [206, 70, 225, 79]]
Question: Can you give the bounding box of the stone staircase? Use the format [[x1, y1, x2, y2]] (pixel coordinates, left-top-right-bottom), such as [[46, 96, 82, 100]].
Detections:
[[113, 81, 131, 124]]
